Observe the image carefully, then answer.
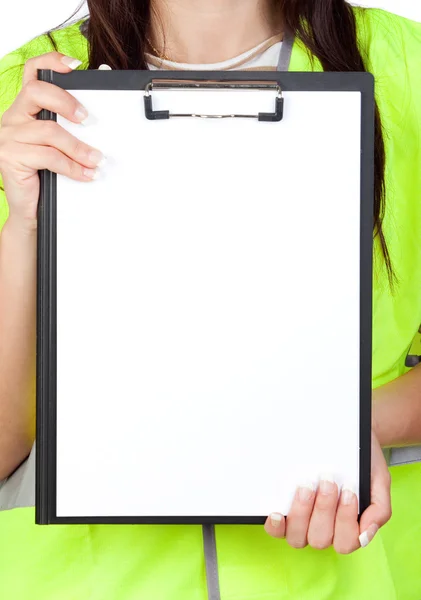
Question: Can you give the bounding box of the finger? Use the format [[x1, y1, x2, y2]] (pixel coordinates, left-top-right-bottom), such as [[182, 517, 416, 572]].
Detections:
[[333, 484, 360, 554], [359, 478, 391, 547], [264, 512, 286, 539], [285, 484, 316, 548], [4, 141, 98, 182], [22, 51, 82, 87], [360, 471, 392, 532], [359, 434, 392, 548], [10, 120, 105, 169], [3, 80, 89, 127], [307, 476, 338, 549]]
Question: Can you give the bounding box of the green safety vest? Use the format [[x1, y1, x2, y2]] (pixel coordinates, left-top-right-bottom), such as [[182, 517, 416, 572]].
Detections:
[[1, 7, 421, 600]]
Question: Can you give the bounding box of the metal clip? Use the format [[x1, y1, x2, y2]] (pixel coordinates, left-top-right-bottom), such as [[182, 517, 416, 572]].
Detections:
[[143, 79, 284, 122]]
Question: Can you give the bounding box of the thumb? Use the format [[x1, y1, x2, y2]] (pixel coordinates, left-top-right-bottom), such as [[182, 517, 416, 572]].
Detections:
[[359, 436, 392, 548], [359, 501, 390, 548]]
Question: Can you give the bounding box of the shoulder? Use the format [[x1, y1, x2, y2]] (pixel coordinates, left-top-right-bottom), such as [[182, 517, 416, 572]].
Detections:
[[354, 6, 421, 39], [354, 8, 421, 136], [354, 8, 421, 74], [0, 19, 88, 114]]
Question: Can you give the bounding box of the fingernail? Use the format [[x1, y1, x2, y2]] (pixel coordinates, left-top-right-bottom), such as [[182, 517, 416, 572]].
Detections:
[[80, 113, 98, 127], [319, 474, 336, 495], [74, 106, 89, 122], [61, 56, 83, 70], [298, 482, 315, 502], [359, 524, 379, 548], [270, 512, 283, 528], [88, 150, 106, 167], [341, 483, 356, 506], [83, 167, 99, 180], [98, 64, 112, 70]]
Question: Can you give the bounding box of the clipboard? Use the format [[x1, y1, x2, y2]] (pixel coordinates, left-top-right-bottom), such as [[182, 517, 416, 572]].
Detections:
[[36, 69, 374, 525]]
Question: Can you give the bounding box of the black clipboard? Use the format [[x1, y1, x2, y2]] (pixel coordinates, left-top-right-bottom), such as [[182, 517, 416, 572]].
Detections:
[[36, 69, 373, 525]]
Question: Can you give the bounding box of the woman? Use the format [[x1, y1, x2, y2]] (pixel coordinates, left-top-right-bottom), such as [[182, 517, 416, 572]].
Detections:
[[0, 1, 420, 599]]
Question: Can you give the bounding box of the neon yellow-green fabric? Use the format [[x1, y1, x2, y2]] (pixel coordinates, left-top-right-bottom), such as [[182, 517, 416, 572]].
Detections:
[[1, 8, 421, 600]]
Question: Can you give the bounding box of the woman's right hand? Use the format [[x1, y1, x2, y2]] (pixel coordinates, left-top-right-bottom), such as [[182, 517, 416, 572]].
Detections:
[[0, 52, 104, 230]]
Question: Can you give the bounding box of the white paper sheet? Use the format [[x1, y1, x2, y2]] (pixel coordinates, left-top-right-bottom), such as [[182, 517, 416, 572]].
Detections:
[[55, 88, 362, 517]]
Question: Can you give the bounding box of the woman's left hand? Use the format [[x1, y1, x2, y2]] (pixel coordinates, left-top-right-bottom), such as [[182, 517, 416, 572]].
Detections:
[[264, 432, 392, 553]]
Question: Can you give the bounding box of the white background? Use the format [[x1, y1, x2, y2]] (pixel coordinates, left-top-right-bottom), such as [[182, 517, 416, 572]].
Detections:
[[1, 1, 420, 58]]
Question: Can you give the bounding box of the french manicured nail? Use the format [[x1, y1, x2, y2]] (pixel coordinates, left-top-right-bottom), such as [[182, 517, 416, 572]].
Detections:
[[81, 113, 98, 127], [359, 524, 379, 548], [319, 474, 336, 495], [83, 167, 99, 180], [98, 64, 112, 70], [298, 482, 315, 502], [270, 512, 283, 528], [74, 106, 89, 122], [88, 150, 106, 167], [61, 56, 83, 70], [341, 483, 356, 506]]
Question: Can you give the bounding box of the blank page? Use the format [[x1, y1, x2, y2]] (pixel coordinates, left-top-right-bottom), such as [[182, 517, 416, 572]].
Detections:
[[55, 88, 361, 518]]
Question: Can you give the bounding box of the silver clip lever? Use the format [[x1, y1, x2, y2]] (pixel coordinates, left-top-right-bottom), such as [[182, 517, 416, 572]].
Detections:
[[143, 80, 284, 122]]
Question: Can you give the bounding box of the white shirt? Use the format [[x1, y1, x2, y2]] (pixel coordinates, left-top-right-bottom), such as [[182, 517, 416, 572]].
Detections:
[[146, 33, 283, 71]]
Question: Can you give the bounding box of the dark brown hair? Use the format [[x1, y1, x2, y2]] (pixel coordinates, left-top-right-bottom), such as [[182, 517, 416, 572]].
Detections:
[[49, 0, 392, 283]]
